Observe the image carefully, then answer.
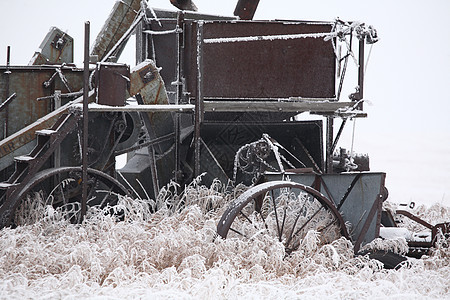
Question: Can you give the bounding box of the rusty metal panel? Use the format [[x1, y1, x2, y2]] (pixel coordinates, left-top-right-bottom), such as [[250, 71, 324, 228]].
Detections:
[[186, 20, 336, 99], [96, 63, 129, 106], [29, 27, 74, 65], [0, 66, 84, 137]]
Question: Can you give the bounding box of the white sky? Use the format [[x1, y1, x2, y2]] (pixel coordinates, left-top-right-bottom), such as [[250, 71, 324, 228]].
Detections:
[[0, 0, 449, 206]]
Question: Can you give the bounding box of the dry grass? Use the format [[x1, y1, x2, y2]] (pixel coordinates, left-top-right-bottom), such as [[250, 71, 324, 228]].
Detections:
[[0, 179, 449, 299]]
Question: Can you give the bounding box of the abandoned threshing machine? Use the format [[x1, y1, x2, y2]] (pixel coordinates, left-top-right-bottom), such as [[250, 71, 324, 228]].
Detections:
[[0, 0, 448, 267]]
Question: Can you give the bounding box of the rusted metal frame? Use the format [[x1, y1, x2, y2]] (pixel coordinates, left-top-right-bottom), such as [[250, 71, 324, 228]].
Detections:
[[194, 21, 204, 177], [135, 94, 160, 199], [81, 21, 90, 220], [336, 173, 362, 210], [353, 193, 383, 253], [331, 118, 348, 154], [396, 210, 433, 230], [0, 93, 17, 112], [0, 93, 90, 165], [0, 114, 80, 228], [234, 0, 260, 20], [174, 11, 185, 182], [202, 101, 358, 113]]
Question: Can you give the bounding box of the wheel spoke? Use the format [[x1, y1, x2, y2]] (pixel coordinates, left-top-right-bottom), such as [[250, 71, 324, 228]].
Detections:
[[240, 210, 253, 224], [271, 189, 282, 242], [280, 205, 287, 241], [229, 227, 247, 238], [294, 206, 323, 237], [285, 203, 306, 248]]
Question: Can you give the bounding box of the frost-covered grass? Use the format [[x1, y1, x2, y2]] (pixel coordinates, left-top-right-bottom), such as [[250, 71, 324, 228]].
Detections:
[[1, 180, 449, 299]]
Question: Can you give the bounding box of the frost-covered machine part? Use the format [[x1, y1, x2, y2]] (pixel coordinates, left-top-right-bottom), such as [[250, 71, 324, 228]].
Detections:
[[29, 27, 74, 65], [90, 0, 141, 62], [0, 0, 447, 270]]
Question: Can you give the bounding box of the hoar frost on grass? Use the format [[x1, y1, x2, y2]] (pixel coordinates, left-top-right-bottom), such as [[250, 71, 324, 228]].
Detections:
[[1, 183, 449, 299]]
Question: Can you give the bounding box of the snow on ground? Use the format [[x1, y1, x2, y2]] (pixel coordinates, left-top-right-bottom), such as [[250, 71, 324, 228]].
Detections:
[[0, 181, 449, 299]]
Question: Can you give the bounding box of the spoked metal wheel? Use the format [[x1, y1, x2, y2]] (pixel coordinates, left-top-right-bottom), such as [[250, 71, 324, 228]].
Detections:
[[217, 181, 349, 254], [13, 166, 129, 225]]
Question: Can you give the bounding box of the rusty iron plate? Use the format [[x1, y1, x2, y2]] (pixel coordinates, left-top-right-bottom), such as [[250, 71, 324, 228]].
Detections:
[[186, 20, 336, 99], [96, 63, 129, 106]]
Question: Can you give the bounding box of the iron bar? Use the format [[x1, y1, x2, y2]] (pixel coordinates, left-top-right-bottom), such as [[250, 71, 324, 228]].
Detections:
[[353, 193, 382, 253], [37, 91, 83, 101], [293, 138, 322, 174], [0, 93, 17, 113], [203, 100, 364, 114], [396, 210, 433, 230], [70, 103, 195, 113], [337, 173, 362, 210], [114, 132, 175, 156], [194, 21, 204, 177], [3, 46, 11, 139], [325, 117, 334, 173], [331, 118, 348, 154], [174, 11, 184, 182], [81, 21, 90, 220], [271, 189, 282, 241]]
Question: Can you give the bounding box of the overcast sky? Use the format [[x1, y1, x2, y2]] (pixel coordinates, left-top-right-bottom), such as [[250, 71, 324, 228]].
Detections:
[[1, 0, 449, 207]]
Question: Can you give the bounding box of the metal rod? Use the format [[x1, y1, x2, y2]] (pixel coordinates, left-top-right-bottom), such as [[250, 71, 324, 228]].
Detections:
[[337, 173, 362, 210], [331, 118, 347, 154], [325, 117, 334, 173], [3, 46, 11, 138], [70, 103, 194, 113], [194, 21, 204, 177], [174, 11, 184, 182], [81, 21, 90, 220], [6, 46, 10, 68], [0, 93, 17, 113], [396, 210, 433, 230]]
